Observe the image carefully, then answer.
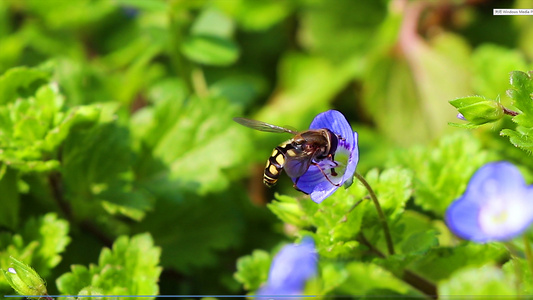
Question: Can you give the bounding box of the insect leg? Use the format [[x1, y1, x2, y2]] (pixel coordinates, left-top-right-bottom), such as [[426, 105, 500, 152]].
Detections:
[[312, 162, 341, 187]]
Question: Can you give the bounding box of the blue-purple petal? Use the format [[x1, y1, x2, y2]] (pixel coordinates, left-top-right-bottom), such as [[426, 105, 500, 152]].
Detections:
[[309, 110, 355, 147], [257, 237, 317, 297], [463, 162, 527, 205], [293, 110, 358, 203], [445, 196, 487, 242], [446, 161, 533, 243]]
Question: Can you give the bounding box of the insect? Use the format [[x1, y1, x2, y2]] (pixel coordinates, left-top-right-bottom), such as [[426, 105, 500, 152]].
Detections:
[[233, 117, 342, 190]]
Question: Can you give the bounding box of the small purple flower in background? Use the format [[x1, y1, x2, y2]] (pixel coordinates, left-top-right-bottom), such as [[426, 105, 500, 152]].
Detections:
[[446, 162, 533, 243], [257, 237, 318, 298], [293, 110, 359, 204]]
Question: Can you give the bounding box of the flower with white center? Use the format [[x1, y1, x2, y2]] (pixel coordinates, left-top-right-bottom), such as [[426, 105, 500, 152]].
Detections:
[[446, 162, 533, 243], [293, 110, 359, 203]]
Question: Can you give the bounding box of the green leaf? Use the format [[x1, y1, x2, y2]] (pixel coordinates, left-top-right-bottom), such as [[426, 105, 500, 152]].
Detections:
[[501, 127, 533, 153], [449, 96, 504, 125], [410, 243, 507, 282], [62, 121, 151, 220], [114, 0, 168, 12], [508, 70, 533, 117], [138, 192, 244, 273], [191, 7, 234, 38], [0, 166, 19, 229], [471, 44, 528, 100], [439, 264, 515, 296], [363, 27, 472, 144], [234, 250, 271, 292], [319, 262, 349, 295], [134, 95, 253, 195], [2, 256, 48, 298], [216, 0, 292, 31], [390, 132, 492, 215], [181, 35, 239, 66], [298, 0, 387, 63], [0, 67, 49, 104], [502, 258, 533, 295], [299, 186, 365, 258], [400, 230, 439, 255], [336, 261, 421, 297], [0, 213, 70, 290], [21, 214, 70, 277], [267, 194, 309, 228], [57, 233, 162, 298], [364, 167, 413, 222]]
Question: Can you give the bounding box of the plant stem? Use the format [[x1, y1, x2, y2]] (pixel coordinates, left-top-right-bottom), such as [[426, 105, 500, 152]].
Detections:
[[357, 233, 437, 297], [503, 107, 519, 116], [523, 235, 533, 277], [354, 172, 395, 255]]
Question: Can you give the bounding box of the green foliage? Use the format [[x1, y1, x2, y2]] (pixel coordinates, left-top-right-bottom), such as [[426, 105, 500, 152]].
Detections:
[[390, 132, 492, 215], [2, 256, 48, 299], [439, 265, 516, 296], [449, 96, 504, 125], [501, 71, 533, 152], [1, 0, 533, 298], [56, 233, 161, 299], [234, 250, 271, 292], [0, 213, 70, 292]]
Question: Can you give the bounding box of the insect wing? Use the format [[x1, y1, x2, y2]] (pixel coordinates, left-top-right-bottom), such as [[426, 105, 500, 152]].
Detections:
[[233, 117, 298, 134], [283, 154, 313, 178]]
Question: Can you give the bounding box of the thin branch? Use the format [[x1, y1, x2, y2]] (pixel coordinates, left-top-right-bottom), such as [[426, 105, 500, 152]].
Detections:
[[354, 172, 395, 255]]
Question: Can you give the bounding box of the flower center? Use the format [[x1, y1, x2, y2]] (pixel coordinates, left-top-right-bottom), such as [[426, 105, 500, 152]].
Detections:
[[478, 196, 530, 239]]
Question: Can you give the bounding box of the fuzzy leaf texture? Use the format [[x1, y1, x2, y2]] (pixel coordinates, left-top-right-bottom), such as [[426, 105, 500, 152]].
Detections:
[[0, 213, 70, 292], [234, 250, 271, 292], [390, 132, 492, 215], [501, 71, 533, 152], [56, 233, 161, 299]]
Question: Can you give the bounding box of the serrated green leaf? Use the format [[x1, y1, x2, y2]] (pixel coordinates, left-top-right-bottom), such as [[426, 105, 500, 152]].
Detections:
[[134, 95, 253, 195], [336, 261, 420, 297], [234, 250, 271, 291], [138, 192, 244, 273], [410, 243, 507, 282], [191, 7, 234, 38], [57, 233, 161, 298], [366, 167, 413, 221], [501, 127, 533, 153], [439, 264, 515, 296], [390, 132, 491, 215], [508, 71, 533, 116], [0, 67, 49, 104], [400, 230, 439, 255], [471, 44, 528, 100], [21, 213, 70, 277], [0, 213, 70, 290], [319, 262, 349, 295], [298, 186, 365, 258], [267, 194, 309, 228], [502, 258, 533, 295], [0, 166, 19, 228], [181, 35, 239, 66], [215, 0, 292, 31]]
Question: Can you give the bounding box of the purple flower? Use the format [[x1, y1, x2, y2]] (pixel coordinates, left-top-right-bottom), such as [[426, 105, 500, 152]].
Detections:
[[446, 162, 533, 243], [256, 237, 318, 298], [293, 110, 359, 203]]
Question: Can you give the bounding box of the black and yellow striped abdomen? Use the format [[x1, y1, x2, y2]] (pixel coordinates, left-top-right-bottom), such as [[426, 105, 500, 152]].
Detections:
[[263, 143, 291, 187]]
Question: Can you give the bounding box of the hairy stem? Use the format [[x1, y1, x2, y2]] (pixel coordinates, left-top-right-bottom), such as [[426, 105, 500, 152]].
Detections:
[[523, 235, 533, 278], [357, 233, 437, 297], [354, 172, 395, 255], [503, 107, 519, 116]]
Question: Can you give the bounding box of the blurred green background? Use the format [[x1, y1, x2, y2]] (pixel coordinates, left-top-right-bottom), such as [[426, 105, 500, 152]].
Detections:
[[0, 0, 532, 297]]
